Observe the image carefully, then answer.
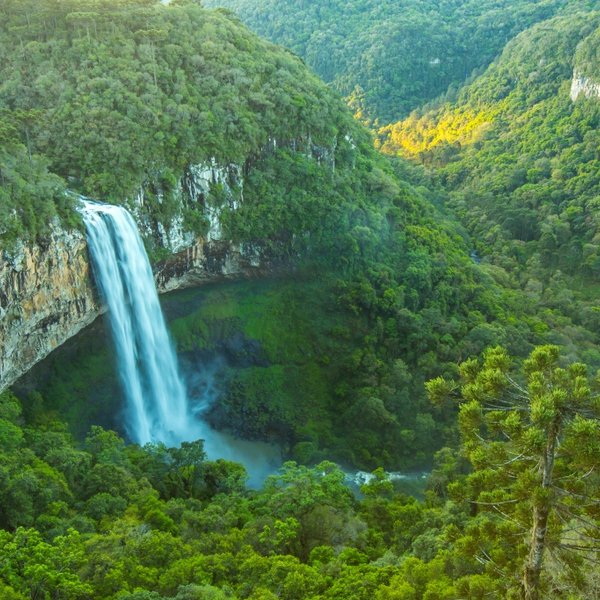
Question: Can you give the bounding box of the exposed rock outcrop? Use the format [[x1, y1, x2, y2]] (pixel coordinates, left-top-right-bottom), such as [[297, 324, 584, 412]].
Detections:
[[0, 135, 338, 392], [0, 227, 98, 391], [0, 230, 268, 392], [0, 161, 260, 392], [570, 70, 600, 101], [155, 240, 267, 292]]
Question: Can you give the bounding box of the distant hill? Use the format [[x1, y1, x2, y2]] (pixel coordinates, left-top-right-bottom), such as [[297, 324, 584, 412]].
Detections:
[[381, 12, 600, 275], [381, 10, 600, 362], [204, 0, 582, 123]]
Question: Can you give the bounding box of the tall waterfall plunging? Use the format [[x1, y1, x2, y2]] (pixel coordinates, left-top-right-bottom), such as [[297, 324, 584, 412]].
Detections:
[[81, 200, 192, 446], [81, 200, 281, 485]]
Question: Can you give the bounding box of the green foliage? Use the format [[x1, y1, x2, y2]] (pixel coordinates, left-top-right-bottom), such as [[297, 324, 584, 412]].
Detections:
[[0, 0, 356, 241], [205, 0, 580, 123], [0, 122, 69, 246], [574, 23, 600, 80], [33, 252, 523, 472], [3, 348, 600, 599], [427, 345, 600, 598], [5, 2, 600, 598], [3, 0, 566, 476], [384, 10, 600, 269], [382, 8, 600, 368], [0, 528, 92, 599]]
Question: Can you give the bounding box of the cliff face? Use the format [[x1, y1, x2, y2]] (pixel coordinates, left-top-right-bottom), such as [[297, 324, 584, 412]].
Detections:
[[0, 227, 97, 391], [570, 70, 600, 101], [0, 134, 337, 392], [0, 162, 269, 392]]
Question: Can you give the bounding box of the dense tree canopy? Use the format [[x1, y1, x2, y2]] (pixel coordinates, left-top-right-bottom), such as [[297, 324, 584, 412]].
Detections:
[[204, 0, 588, 123], [428, 345, 600, 599], [0, 0, 359, 241], [380, 10, 600, 366], [3, 1, 600, 598], [1, 0, 539, 471], [3, 343, 600, 598]]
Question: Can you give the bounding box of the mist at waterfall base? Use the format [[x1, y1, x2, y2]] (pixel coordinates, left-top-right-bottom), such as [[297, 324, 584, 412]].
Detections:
[[81, 201, 280, 486], [181, 353, 281, 487]]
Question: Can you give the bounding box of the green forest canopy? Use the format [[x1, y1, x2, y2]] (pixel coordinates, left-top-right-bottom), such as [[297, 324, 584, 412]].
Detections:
[[2, 1, 600, 598], [0, 0, 519, 472], [379, 12, 600, 367], [204, 0, 589, 123], [2, 343, 599, 598]]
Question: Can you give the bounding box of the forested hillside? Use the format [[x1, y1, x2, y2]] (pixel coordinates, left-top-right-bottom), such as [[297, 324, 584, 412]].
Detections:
[[0, 0, 520, 471], [204, 0, 586, 123], [0, 0, 356, 246], [2, 343, 600, 599], [0, 111, 72, 245], [2, 1, 600, 599], [380, 11, 600, 365]]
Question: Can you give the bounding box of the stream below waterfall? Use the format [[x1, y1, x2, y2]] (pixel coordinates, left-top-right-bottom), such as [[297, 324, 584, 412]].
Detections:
[[14, 300, 282, 487], [71, 201, 284, 486]]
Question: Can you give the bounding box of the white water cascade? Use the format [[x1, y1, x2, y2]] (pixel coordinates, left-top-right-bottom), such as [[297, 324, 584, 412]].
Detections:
[[81, 200, 193, 446], [81, 200, 281, 485]]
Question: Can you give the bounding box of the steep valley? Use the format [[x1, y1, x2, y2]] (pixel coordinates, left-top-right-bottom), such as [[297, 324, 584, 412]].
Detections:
[[2, 1, 600, 599]]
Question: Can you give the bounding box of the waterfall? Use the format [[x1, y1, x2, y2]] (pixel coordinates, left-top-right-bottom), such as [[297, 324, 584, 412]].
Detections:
[[81, 200, 192, 446], [81, 199, 281, 484]]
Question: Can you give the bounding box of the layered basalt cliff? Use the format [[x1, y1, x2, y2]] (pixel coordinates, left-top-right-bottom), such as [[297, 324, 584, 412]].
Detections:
[[570, 70, 600, 101], [0, 131, 339, 392], [0, 234, 270, 393]]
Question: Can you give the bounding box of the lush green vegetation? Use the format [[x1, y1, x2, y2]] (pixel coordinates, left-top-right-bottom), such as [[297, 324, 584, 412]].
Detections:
[[17, 272, 511, 472], [3, 1, 600, 598], [572, 14, 600, 81], [0, 111, 73, 246], [3, 343, 599, 599], [204, 0, 587, 123], [2, 0, 543, 471], [380, 12, 600, 367], [0, 0, 357, 243]]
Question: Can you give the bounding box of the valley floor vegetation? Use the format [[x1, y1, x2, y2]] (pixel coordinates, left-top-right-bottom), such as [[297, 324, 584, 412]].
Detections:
[[2, 344, 599, 599]]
